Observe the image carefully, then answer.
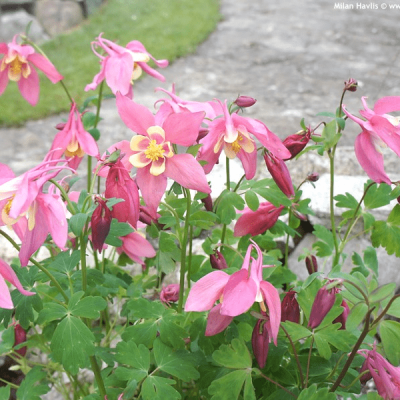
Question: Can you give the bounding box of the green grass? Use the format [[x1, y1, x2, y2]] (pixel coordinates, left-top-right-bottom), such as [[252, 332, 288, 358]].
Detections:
[[0, 0, 221, 126]]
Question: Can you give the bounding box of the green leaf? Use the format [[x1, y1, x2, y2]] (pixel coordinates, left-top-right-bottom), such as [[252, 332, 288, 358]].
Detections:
[[322, 120, 341, 149], [82, 111, 97, 129], [37, 303, 67, 324], [69, 296, 107, 319], [335, 192, 359, 210], [312, 225, 334, 257], [364, 246, 378, 276], [16, 367, 50, 400], [208, 370, 250, 400], [281, 321, 311, 342], [0, 387, 10, 400], [115, 340, 150, 372], [158, 314, 188, 349], [105, 219, 134, 246], [189, 210, 217, 229], [298, 384, 336, 400], [88, 127, 100, 141], [369, 283, 395, 303], [51, 316, 95, 374], [49, 250, 81, 274], [216, 190, 245, 225], [245, 190, 259, 211], [212, 338, 252, 369], [122, 320, 158, 348], [380, 320, 400, 365], [141, 376, 179, 400], [0, 326, 15, 354], [69, 213, 89, 237], [346, 302, 368, 331], [364, 182, 394, 209], [153, 338, 199, 382], [314, 324, 355, 359]]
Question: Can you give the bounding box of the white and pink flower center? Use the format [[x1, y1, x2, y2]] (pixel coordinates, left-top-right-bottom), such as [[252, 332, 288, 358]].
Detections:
[[214, 126, 255, 159], [129, 126, 174, 176], [1, 53, 31, 82]]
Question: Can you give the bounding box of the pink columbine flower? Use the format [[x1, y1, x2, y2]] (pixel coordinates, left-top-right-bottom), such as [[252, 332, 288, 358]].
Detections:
[[197, 100, 291, 180], [85, 33, 168, 97], [0, 34, 63, 105], [358, 345, 400, 399], [50, 103, 99, 170], [116, 93, 211, 217], [185, 241, 281, 341], [343, 96, 400, 185], [234, 202, 285, 237], [0, 258, 35, 309], [0, 160, 69, 266], [116, 229, 156, 265]]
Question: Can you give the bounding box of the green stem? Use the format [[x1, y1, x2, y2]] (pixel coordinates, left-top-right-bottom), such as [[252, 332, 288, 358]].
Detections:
[[187, 224, 193, 289], [80, 233, 88, 292], [89, 355, 107, 397], [305, 335, 315, 388], [284, 208, 292, 268], [0, 230, 69, 302], [177, 189, 192, 313], [226, 157, 231, 191], [329, 149, 340, 267], [259, 373, 297, 398], [49, 179, 76, 214]]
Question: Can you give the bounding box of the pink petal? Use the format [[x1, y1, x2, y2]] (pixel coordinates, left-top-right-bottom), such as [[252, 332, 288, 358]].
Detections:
[[28, 53, 63, 83], [104, 52, 133, 96], [237, 148, 257, 180], [96, 140, 133, 178], [369, 115, 400, 157], [355, 131, 391, 185], [0, 258, 35, 297], [118, 231, 156, 264], [0, 276, 13, 309], [0, 43, 8, 54], [0, 68, 9, 96], [373, 96, 400, 115], [18, 68, 39, 106], [205, 304, 233, 336], [259, 280, 281, 345], [221, 269, 257, 317], [164, 154, 211, 193], [116, 93, 154, 136], [185, 270, 230, 312], [163, 111, 205, 146], [0, 163, 15, 184]]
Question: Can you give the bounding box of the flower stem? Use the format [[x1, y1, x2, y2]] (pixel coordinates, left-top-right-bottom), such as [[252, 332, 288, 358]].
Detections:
[[226, 157, 231, 191], [329, 149, 340, 266], [178, 189, 192, 313], [89, 355, 107, 397], [80, 233, 88, 293], [305, 334, 315, 388], [259, 372, 297, 398]]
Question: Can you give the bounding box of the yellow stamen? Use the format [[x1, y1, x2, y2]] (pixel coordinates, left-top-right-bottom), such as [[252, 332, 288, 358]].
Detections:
[[4, 196, 14, 216], [231, 134, 243, 154], [145, 140, 165, 161], [260, 301, 267, 313]]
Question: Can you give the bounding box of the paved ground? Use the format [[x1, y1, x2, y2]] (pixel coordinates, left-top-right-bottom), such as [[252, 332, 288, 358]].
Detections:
[[1, 0, 400, 176]]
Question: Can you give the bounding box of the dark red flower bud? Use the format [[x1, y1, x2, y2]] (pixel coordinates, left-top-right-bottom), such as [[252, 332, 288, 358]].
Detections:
[[305, 255, 318, 275], [307, 172, 319, 182], [252, 319, 270, 369], [264, 152, 294, 197], [55, 122, 66, 130], [308, 286, 337, 329], [91, 197, 112, 253], [333, 299, 350, 330], [359, 358, 373, 384], [160, 284, 180, 305], [201, 194, 213, 212], [14, 324, 27, 357], [282, 129, 311, 160], [210, 250, 228, 270], [281, 291, 300, 324], [344, 78, 358, 92], [234, 95, 257, 108], [197, 128, 209, 142], [138, 206, 164, 229]]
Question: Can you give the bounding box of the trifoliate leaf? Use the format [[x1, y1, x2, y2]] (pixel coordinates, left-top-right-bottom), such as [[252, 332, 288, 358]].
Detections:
[[208, 370, 250, 400], [216, 190, 245, 225], [212, 338, 252, 369], [312, 224, 334, 257], [37, 303, 67, 324], [16, 367, 50, 400], [49, 250, 81, 274], [189, 210, 217, 229], [115, 340, 150, 372], [69, 296, 107, 319], [141, 376, 179, 400], [297, 384, 336, 400], [364, 182, 395, 209], [245, 190, 259, 211], [69, 213, 89, 237]]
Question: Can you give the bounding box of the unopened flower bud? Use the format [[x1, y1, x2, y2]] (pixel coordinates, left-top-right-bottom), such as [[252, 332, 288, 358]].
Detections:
[[91, 197, 112, 253], [14, 324, 27, 357], [201, 194, 213, 212], [307, 172, 319, 182], [197, 127, 209, 142], [344, 78, 358, 92], [282, 128, 311, 160], [234, 95, 257, 108], [264, 152, 294, 197], [308, 285, 337, 329], [359, 359, 373, 384], [252, 319, 270, 369], [305, 255, 318, 275], [160, 284, 180, 305], [281, 291, 300, 324], [55, 122, 66, 130], [210, 250, 228, 270], [333, 299, 350, 330]]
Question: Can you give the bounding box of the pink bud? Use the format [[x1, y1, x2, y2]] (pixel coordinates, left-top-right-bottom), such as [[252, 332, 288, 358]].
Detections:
[[282, 129, 311, 160], [308, 286, 337, 329], [210, 250, 228, 270], [252, 319, 270, 369], [333, 300, 350, 330], [359, 358, 373, 384], [264, 152, 294, 197], [281, 291, 300, 324], [160, 284, 180, 305], [197, 127, 209, 142], [201, 194, 213, 212], [234, 95, 257, 108], [91, 197, 112, 253], [305, 255, 318, 275], [344, 78, 358, 92], [307, 172, 319, 182], [14, 323, 27, 357]]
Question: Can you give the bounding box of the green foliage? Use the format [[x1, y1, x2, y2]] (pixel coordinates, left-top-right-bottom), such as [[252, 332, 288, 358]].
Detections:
[[16, 367, 50, 400]]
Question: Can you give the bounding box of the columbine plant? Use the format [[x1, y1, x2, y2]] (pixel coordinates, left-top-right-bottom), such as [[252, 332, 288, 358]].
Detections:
[[1, 28, 400, 400]]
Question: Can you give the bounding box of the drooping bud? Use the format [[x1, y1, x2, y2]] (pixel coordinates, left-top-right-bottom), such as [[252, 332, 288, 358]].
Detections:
[[210, 250, 228, 270], [281, 291, 300, 324], [359, 358, 373, 385], [333, 299, 350, 330], [201, 193, 213, 212], [282, 128, 311, 160], [14, 323, 27, 357], [344, 78, 358, 92], [307, 172, 319, 182], [139, 206, 164, 229], [234, 95, 257, 108], [91, 197, 112, 253], [160, 284, 180, 305], [308, 285, 337, 329], [252, 318, 270, 369], [264, 152, 294, 197], [305, 255, 318, 275], [197, 127, 209, 142]]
